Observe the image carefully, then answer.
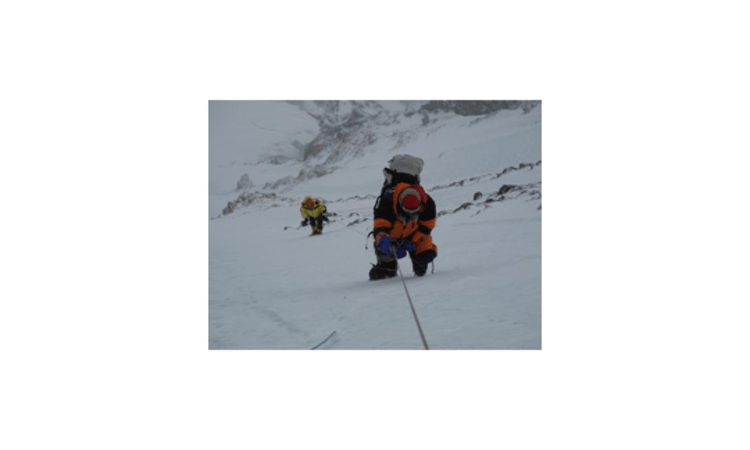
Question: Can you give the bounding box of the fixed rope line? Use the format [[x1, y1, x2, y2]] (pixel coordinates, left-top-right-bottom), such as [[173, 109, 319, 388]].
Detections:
[[392, 246, 430, 350], [310, 330, 337, 350], [344, 226, 368, 236]]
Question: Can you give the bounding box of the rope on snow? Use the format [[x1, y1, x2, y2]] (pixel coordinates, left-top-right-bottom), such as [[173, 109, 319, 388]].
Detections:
[[310, 330, 337, 350], [392, 246, 430, 350]]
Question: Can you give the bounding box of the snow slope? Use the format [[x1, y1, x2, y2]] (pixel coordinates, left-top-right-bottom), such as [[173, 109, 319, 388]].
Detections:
[[209, 101, 542, 349]]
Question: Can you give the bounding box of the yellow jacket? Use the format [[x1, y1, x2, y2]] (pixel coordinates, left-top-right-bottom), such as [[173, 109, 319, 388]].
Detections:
[[300, 196, 327, 219]]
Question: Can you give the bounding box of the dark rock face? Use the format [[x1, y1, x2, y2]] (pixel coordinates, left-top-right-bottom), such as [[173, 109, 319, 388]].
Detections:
[[301, 101, 540, 165], [497, 184, 519, 195], [222, 192, 279, 216], [429, 161, 542, 217], [419, 100, 540, 116], [236, 173, 252, 191]]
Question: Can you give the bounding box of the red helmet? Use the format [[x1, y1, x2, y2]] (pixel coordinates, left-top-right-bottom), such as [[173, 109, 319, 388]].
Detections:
[[304, 197, 314, 209], [398, 186, 426, 215]]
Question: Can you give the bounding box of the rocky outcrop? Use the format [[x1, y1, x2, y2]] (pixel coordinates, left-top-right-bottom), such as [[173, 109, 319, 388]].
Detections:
[[235, 173, 253, 191], [419, 100, 540, 116]]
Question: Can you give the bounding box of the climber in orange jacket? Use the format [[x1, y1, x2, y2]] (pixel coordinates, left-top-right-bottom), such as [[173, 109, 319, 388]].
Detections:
[[369, 155, 437, 280]]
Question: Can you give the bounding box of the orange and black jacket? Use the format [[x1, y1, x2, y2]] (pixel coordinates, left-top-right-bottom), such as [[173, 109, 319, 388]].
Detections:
[[373, 182, 438, 256]]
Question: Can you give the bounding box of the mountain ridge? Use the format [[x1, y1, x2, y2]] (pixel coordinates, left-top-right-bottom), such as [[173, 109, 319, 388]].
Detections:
[[212, 100, 541, 219]]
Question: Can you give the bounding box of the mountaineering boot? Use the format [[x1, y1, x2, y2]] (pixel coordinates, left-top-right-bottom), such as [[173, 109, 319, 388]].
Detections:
[[412, 258, 428, 276], [369, 261, 397, 280], [311, 225, 322, 235], [411, 251, 436, 277]]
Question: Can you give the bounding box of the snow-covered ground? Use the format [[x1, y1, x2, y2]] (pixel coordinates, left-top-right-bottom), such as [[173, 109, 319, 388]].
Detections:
[[209, 101, 542, 349]]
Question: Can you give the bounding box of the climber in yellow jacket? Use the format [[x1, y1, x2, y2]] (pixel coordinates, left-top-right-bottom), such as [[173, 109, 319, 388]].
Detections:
[[300, 196, 329, 235]]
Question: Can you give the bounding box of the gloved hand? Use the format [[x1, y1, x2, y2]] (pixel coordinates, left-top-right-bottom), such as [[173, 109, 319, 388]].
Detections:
[[301, 219, 308, 226], [395, 241, 415, 258], [377, 235, 394, 257]]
